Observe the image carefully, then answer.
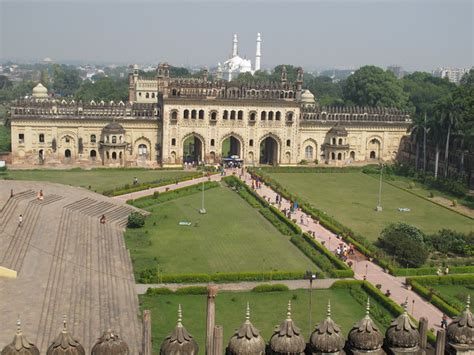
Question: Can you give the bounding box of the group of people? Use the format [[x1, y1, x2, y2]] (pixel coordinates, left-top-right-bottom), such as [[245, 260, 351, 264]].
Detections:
[[335, 242, 354, 262]]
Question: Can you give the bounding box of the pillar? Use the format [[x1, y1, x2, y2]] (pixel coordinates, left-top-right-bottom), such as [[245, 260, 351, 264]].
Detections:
[[435, 329, 446, 355], [142, 310, 152, 355], [206, 285, 218, 355], [212, 325, 223, 355], [418, 317, 428, 351]]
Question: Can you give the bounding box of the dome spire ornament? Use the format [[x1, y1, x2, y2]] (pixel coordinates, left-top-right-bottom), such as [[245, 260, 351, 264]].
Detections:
[[269, 300, 306, 355], [1, 317, 40, 355], [46, 315, 85, 355], [348, 298, 384, 353], [227, 303, 265, 355], [385, 298, 420, 351], [160, 305, 199, 355], [310, 299, 345, 354], [447, 294, 474, 351], [91, 329, 130, 355]]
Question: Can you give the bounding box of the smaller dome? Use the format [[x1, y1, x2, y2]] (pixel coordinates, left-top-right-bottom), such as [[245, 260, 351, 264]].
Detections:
[[227, 303, 265, 355], [91, 329, 129, 355], [269, 301, 306, 355], [46, 318, 85, 355], [385, 302, 419, 349], [447, 295, 474, 346], [310, 300, 345, 353], [102, 121, 125, 134], [1, 320, 40, 355], [301, 90, 315, 104], [160, 305, 199, 355], [32, 83, 48, 98], [348, 299, 384, 352], [328, 124, 348, 137]]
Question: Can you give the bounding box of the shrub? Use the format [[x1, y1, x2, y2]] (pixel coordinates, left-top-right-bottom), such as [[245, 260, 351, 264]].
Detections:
[[452, 199, 457, 207], [298, 160, 308, 165], [378, 223, 428, 267], [428, 191, 434, 198], [146, 287, 174, 295], [153, 191, 160, 199], [252, 284, 289, 292], [426, 229, 474, 256], [127, 212, 146, 228], [175, 286, 208, 295], [408, 182, 415, 189]]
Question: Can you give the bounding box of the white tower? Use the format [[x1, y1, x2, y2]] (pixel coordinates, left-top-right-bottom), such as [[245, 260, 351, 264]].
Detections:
[[232, 34, 238, 57], [255, 33, 261, 71]]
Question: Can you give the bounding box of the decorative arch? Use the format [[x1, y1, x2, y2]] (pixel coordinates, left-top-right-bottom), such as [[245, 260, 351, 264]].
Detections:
[[258, 133, 282, 165], [181, 132, 206, 163], [219, 132, 245, 159]]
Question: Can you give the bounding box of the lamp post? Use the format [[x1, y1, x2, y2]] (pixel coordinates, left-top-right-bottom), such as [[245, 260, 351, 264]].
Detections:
[[375, 163, 383, 212], [199, 169, 207, 214], [305, 270, 317, 336]]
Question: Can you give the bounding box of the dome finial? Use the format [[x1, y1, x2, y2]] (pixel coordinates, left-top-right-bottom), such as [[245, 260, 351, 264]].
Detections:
[[467, 294, 471, 310], [16, 316, 21, 334], [245, 302, 250, 323], [287, 300, 292, 320], [366, 298, 371, 317], [177, 304, 183, 327], [327, 299, 331, 318], [403, 297, 409, 314], [62, 314, 67, 333]]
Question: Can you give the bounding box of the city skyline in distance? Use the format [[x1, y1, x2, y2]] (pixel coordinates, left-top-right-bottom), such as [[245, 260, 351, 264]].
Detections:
[[1, 0, 472, 72]]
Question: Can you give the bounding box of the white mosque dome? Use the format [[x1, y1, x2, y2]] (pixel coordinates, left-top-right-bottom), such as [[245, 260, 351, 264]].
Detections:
[[301, 89, 315, 103], [32, 83, 48, 98]]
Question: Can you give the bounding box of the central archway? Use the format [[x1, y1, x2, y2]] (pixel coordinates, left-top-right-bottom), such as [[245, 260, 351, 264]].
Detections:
[[259, 136, 279, 165], [182, 134, 204, 163], [221, 135, 242, 158]]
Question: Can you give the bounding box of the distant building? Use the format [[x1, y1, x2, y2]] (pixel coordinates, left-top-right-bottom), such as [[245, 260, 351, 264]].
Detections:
[[219, 33, 261, 81], [387, 65, 404, 79], [433, 67, 469, 84]]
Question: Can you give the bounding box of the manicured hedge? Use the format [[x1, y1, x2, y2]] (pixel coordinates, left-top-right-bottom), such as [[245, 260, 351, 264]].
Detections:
[[259, 166, 369, 174], [145, 287, 174, 295], [391, 265, 474, 276], [252, 284, 290, 292], [145, 286, 208, 295], [408, 280, 459, 317]]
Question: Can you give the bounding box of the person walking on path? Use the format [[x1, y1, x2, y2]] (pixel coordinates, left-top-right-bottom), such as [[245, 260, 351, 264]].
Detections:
[[441, 314, 448, 329], [18, 214, 23, 227]]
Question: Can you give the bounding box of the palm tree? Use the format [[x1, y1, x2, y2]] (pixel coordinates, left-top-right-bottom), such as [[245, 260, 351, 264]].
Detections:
[[409, 115, 424, 170], [438, 97, 463, 178], [428, 114, 444, 180]]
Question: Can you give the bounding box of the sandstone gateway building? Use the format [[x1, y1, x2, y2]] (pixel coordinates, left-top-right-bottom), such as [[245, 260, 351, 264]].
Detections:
[[9, 64, 411, 167]]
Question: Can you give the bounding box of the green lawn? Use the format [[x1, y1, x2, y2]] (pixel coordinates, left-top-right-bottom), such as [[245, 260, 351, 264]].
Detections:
[[126, 185, 316, 276], [268, 172, 473, 242], [140, 288, 386, 354], [0, 169, 196, 193], [430, 284, 474, 311]]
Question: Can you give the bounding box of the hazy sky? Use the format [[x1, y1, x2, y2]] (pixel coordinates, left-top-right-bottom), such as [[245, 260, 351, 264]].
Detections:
[[1, 0, 472, 71]]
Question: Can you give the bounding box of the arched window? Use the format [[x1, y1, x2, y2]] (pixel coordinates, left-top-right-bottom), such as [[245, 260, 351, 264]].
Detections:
[[276, 111, 281, 120], [287, 112, 293, 121], [268, 112, 274, 120], [223, 110, 228, 119], [172, 89, 177, 96], [261, 111, 266, 120], [230, 110, 236, 120], [90, 150, 97, 159], [337, 153, 342, 160], [250, 112, 256, 121], [350, 151, 355, 160], [91, 134, 96, 143], [39, 133, 45, 143], [151, 93, 155, 98], [331, 152, 335, 160], [112, 152, 117, 160], [305, 146, 313, 159], [199, 110, 204, 119], [112, 136, 117, 144], [370, 151, 376, 159], [171, 138, 176, 146], [146, 93, 150, 98], [332, 138, 336, 145], [106, 151, 110, 159], [65, 149, 71, 158], [138, 144, 148, 157], [338, 138, 343, 145], [184, 109, 189, 119], [171, 111, 178, 120], [191, 110, 197, 119], [211, 111, 217, 120], [286, 139, 291, 147], [238, 110, 243, 120], [249, 139, 254, 147], [211, 139, 215, 147]]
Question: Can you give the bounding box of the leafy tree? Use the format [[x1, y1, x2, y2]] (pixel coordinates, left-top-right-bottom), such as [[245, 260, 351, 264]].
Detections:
[[75, 77, 128, 102], [427, 229, 474, 256], [51, 64, 81, 97], [378, 223, 428, 267], [170, 66, 191, 77], [343, 66, 408, 109], [304, 76, 344, 106], [0, 75, 12, 90], [127, 212, 145, 228]]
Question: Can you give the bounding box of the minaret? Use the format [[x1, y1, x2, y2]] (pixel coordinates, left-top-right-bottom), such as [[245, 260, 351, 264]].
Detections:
[[232, 34, 238, 57], [255, 33, 261, 71]]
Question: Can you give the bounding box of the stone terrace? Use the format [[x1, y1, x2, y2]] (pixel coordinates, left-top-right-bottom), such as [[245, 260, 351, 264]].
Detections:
[[0, 181, 143, 354]]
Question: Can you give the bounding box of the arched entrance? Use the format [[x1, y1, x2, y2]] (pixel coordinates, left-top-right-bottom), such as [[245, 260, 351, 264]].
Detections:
[[38, 149, 44, 164], [367, 138, 381, 160], [65, 149, 71, 158], [221, 135, 241, 158], [259, 136, 279, 165], [183, 134, 204, 163]]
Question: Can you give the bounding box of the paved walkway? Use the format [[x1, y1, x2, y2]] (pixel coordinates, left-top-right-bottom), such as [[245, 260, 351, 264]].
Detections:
[[113, 169, 447, 330], [243, 172, 447, 329], [136, 278, 343, 294], [113, 172, 222, 202]]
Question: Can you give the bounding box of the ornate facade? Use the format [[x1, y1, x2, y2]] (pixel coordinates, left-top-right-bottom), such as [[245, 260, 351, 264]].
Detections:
[[9, 64, 411, 167]]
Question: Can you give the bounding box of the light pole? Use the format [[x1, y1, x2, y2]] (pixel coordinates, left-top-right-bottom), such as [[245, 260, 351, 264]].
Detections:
[[199, 169, 207, 214], [375, 163, 383, 212], [305, 270, 317, 336]]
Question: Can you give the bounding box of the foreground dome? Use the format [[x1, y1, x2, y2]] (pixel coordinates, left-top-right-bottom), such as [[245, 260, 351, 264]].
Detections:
[[301, 90, 315, 104], [91, 329, 129, 355], [160, 305, 199, 355], [102, 121, 125, 135], [269, 301, 306, 355], [447, 295, 474, 346], [348, 299, 384, 352], [32, 83, 48, 99], [310, 300, 345, 353], [385, 301, 419, 349], [1, 320, 40, 355], [227, 303, 265, 355], [46, 318, 85, 355]]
